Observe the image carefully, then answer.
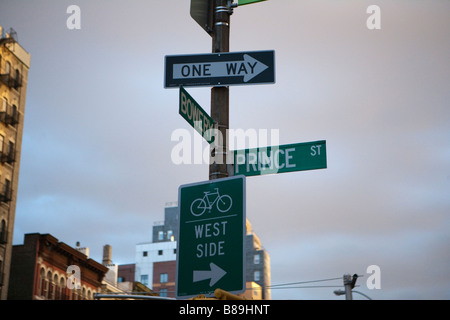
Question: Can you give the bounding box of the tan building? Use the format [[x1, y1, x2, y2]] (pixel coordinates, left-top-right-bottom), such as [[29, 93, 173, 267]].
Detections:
[[96, 244, 159, 300], [0, 26, 31, 300]]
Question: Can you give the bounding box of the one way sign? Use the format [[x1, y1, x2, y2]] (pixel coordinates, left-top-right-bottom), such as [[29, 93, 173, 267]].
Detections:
[[165, 50, 275, 88]]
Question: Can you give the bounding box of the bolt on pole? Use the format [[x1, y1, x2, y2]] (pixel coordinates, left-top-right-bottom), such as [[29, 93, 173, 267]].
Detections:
[[209, 0, 231, 180]]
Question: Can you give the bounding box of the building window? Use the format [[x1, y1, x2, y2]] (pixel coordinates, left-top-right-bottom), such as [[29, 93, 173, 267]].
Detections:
[[1, 98, 6, 112], [158, 231, 164, 241], [53, 274, 59, 300], [0, 219, 6, 244], [38, 268, 45, 297], [173, 248, 177, 254], [167, 230, 173, 241], [8, 141, 14, 156], [46, 271, 53, 299], [254, 271, 260, 282], [5, 141, 14, 163], [59, 277, 66, 300], [160, 288, 168, 297], [254, 254, 260, 265], [12, 104, 17, 118], [4, 178, 11, 195], [160, 273, 168, 284], [140, 274, 148, 286], [1, 178, 11, 203], [143, 251, 148, 257], [158, 250, 163, 256]]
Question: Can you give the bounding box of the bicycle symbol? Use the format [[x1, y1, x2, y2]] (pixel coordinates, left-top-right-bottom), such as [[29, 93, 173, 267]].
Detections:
[[190, 188, 233, 217]]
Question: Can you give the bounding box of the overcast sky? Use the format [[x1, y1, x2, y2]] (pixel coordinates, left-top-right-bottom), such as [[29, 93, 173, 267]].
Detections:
[[1, 0, 449, 299]]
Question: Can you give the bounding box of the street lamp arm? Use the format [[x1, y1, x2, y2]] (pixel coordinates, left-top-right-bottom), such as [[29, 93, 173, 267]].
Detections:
[[333, 289, 373, 300], [352, 290, 373, 300]]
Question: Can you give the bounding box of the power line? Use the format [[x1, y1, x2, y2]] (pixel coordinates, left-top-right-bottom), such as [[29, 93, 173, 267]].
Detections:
[[126, 275, 365, 295], [267, 277, 342, 289], [245, 274, 364, 291], [269, 285, 345, 289]]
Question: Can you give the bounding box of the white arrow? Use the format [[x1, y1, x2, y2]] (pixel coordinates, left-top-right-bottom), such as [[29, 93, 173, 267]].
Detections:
[[193, 262, 227, 287], [173, 54, 268, 83]]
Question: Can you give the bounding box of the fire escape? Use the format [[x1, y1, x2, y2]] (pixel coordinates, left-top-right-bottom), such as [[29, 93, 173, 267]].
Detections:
[[0, 28, 22, 90], [0, 28, 19, 204]]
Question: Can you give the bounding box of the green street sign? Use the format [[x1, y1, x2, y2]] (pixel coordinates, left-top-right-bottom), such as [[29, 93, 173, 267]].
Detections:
[[179, 86, 215, 144], [234, 140, 327, 177], [238, 0, 268, 6], [176, 176, 246, 299]]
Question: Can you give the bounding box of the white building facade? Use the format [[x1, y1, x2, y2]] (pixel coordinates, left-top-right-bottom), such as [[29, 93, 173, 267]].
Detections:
[[135, 240, 177, 289]]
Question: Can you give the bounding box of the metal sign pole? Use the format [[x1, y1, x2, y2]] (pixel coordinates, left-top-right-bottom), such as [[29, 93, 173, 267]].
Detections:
[[209, 0, 231, 180]]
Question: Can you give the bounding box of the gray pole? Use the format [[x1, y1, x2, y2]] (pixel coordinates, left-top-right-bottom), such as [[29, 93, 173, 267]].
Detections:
[[209, 0, 231, 180], [343, 274, 353, 300]]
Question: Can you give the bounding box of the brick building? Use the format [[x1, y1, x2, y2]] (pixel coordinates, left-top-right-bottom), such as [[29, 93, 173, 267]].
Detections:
[[152, 260, 176, 298], [8, 233, 108, 300], [117, 263, 135, 283]]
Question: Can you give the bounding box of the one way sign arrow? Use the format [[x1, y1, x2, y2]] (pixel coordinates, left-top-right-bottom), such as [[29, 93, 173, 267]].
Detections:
[[173, 54, 268, 83], [193, 262, 227, 287], [164, 50, 275, 88]]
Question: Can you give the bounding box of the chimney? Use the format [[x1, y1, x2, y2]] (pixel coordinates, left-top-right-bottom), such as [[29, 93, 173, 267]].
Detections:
[[103, 244, 112, 266], [75, 241, 89, 258]]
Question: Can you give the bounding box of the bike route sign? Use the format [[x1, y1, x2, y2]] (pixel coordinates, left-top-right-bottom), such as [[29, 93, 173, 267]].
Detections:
[[176, 175, 246, 299]]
